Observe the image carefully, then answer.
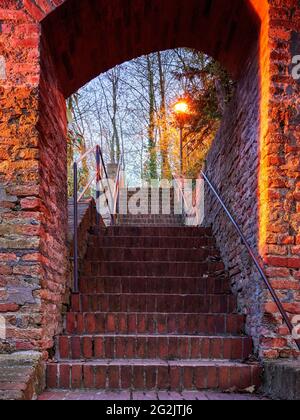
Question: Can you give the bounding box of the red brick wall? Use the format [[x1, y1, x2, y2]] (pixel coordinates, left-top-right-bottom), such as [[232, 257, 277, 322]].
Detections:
[[68, 198, 97, 291], [0, 4, 43, 353], [205, 0, 300, 359], [204, 45, 263, 354], [0, 3, 68, 355], [37, 35, 68, 352], [262, 0, 300, 358]]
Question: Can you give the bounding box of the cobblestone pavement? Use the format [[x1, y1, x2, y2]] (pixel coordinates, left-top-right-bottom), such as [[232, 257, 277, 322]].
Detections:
[[38, 390, 268, 400]]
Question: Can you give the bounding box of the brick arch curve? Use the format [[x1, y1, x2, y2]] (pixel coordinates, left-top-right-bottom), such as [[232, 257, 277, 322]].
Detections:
[[39, 0, 261, 97]]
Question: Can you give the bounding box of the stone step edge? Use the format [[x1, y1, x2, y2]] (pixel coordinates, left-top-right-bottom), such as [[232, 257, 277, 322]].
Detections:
[[72, 293, 232, 297], [82, 261, 224, 265], [90, 236, 215, 240], [79, 276, 228, 280], [46, 360, 262, 391], [48, 359, 258, 366], [58, 333, 248, 338], [85, 247, 219, 252], [65, 312, 240, 315]]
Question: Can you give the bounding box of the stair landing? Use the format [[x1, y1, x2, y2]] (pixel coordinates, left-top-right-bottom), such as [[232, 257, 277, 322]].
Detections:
[[39, 390, 267, 400]]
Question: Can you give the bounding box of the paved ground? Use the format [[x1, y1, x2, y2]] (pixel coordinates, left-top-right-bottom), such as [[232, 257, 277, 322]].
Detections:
[[0, 352, 44, 401], [38, 390, 268, 400]]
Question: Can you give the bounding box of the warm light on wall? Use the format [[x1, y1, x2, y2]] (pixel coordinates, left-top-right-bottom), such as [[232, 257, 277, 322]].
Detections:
[[252, 0, 270, 257]]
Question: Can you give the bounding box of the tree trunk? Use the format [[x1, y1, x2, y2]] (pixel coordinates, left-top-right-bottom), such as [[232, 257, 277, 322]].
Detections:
[[111, 70, 121, 162], [157, 51, 171, 180], [146, 55, 158, 180]]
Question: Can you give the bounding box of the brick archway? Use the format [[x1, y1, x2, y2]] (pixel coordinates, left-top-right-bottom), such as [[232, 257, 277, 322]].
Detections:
[[0, 0, 299, 360], [41, 0, 260, 97]]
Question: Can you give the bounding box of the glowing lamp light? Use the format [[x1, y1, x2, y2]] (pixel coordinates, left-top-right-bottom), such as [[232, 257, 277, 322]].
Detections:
[[174, 101, 189, 115]]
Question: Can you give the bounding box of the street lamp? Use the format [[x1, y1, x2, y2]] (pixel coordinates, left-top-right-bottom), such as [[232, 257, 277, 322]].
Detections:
[[174, 99, 190, 217], [174, 99, 189, 176]]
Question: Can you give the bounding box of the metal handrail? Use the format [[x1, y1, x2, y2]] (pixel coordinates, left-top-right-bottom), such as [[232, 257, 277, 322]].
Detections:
[[97, 146, 114, 214], [77, 175, 95, 202], [201, 170, 300, 351], [95, 145, 114, 225], [75, 145, 97, 164], [73, 145, 115, 293], [112, 155, 124, 223]]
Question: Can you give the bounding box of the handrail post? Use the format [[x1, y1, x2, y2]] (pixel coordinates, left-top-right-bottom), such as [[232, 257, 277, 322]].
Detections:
[[181, 177, 184, 218], [73, 162, 79, 294], [115, 167, 120, 225], [98, 151, 115, 225], [95, 145, 101, 229], [109, 169, 115, 226], [112, 159, 123, 225], [116, 176, 120, 224]]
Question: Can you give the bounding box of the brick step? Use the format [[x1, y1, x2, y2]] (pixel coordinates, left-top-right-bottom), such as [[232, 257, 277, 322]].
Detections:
[[71, 294, 237, 313], [122, 187, 178, 194], [89, 236, 216, 249], [119, 204, 180, 209], [65, 313, 246, 335], [121, 199, 180, 203], [78, 276, 231, 294], [118, 220, 182, 224], [117, 211, 180, 218], [119, 194, 178, 198], [122, 195, 179, 202], [118, 215, 183, 220], [118, 223, 185, 227], [118, 207, 180, 212], [118, 202, 179, 207], [118, 213, 182, 217], [46, 360, 262, 391], [118, 202, 179, 209], [120, 196, 179, 203], [83, 261, 225, 277], [94, 226, 212, 238], [57, 334, 252, 361], [85, 247, 220, 262]]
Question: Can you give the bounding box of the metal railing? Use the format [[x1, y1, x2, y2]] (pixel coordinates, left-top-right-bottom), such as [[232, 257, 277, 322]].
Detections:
[[112, 156, 124, 224], [72, 145, 123, 293], [201, 170, 300, 352]]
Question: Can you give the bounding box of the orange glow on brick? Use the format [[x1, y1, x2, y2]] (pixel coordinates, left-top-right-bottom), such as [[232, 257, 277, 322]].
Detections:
[[252, 0, 270, 257]]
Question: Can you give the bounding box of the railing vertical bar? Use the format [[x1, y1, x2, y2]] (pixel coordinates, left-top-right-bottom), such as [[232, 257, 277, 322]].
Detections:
[[112, 158, 123, 225], [73, 162, 79, 294], [95, 145, 101, 229], [201, 170, 300, 351], [99, 151, 115, 225]]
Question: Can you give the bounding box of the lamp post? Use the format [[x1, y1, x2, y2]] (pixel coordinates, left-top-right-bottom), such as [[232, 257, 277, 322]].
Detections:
[[174, 100, 190, 216], [174, 100, 189, 177]]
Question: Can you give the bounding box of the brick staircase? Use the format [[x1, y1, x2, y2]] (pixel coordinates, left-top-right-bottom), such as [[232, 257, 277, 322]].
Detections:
[[117, 187, 183, 226], [46, 189, 262, 393]]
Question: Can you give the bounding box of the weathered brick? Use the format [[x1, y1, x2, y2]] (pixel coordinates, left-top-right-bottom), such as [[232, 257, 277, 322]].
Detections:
[[0, 303, 19, 312]]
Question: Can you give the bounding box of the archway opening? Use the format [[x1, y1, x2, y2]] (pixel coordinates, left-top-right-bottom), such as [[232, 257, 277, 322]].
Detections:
[[22, 0, 266, 355], [66, 48, 236, 190]]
